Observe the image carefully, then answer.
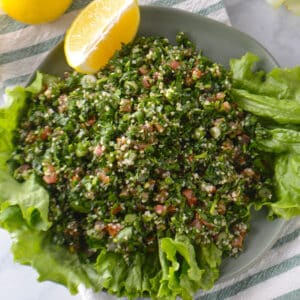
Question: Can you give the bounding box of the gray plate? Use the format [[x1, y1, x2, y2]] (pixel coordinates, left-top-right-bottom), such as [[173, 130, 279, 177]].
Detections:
[[34, 5, 286, 297]]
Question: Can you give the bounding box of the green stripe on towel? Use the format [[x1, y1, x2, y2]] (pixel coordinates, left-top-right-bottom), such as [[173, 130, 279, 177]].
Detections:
[[272, 229, 300, 249], [0, 15, 27, 35], [151, 0, 187, 6], [0, 0, 90, 35], [0, 35, 63, 65], [197, 255, 300, 300], [67, 0, 92, 11], [198, 0, 224, 16], [3, 74, 31, 88], [274, 289, 300, 300]]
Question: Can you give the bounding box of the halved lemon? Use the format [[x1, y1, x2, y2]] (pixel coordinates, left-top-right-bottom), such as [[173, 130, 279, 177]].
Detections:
[[64, 0, 140, 74], [285, 0, 300, 15]]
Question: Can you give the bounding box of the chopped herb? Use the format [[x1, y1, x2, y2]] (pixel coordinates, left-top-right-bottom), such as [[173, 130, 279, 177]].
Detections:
[[10, 32, 272, 263]]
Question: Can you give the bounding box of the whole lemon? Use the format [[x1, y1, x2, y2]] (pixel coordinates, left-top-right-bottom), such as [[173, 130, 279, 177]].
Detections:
[[0, 0, 73, 24]]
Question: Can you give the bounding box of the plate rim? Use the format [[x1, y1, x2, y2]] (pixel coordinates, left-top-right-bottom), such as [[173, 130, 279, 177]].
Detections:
[[25, 3, 287, 290]]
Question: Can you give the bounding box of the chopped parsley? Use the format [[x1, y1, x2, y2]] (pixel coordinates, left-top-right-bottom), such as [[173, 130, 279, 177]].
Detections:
[[10, 32, 273, 263]]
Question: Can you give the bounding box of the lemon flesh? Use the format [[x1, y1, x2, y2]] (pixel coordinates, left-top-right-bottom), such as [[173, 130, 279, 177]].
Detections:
[[64, 0, 140, 74]]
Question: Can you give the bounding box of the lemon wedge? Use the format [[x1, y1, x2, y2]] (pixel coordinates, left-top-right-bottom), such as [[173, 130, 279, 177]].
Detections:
[[64, 0, 140, 74], [266, 0, 300, 14], [285, 0, 300, 15], [0, 0, 72, 24]]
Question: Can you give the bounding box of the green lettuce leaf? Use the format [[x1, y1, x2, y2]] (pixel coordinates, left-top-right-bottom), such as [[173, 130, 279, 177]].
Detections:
[[230, 52, 264, 87], [94, 237, 222, 300], [231, 89, 300, 124], [0, 172, 51, 231], [231, 53, 300, 220], [0, 87, 27, 171], [270, 154, 300, 219], [0, 72, 43, 171], [258, 128, 300, 154], [0, 205, 100, 294], [158, 236, 222, 300], [158, 236, 204, 300], [94, 249, 162, 299], [0, 72, 50, 231], [195, 243, 222, 290], [95, 249, 128, 296], [231, 52, 300, 102]]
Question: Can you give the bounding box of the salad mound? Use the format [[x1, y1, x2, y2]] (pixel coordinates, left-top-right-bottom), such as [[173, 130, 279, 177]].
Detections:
[[0, 33, 300, 300]]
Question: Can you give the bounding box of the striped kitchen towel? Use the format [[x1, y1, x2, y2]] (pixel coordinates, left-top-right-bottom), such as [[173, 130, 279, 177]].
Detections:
[[0, 1, 299, 300], [0, 0, 229, 96]]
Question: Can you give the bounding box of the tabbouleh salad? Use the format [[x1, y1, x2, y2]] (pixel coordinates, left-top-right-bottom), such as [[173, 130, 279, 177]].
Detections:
[[1, 32, 300, 300], [10, 33, 271, 260]]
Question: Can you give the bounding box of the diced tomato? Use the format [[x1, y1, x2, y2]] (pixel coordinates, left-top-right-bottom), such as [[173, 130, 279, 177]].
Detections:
[[170, 60, 180, 70], [98, 171, 110, 184], [43, 174, 57, 184], [191, 68, 202, 79], [182, 188, 198, 207], [43, 165, 57, 184], [154, 123, 164, 133], [71, 174, 81, 183], [187, 154, 194, 162], [86, 117, 96, 126], [232, 235, 244, 248], [142, 76, 151, 88], [106, 223, 122, 237], [222, 101, 231, 112], [200, 218, 216, 229], [154, 204, 167, 215], [111, 205, 122, 215], [40, 126, 52, 140], [93, 145, 104, 157]]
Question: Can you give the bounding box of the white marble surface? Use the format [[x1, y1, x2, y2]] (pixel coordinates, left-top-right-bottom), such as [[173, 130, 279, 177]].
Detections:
[[223, 0, 300, 67], [1, 1, 300, 300], [0, 229, 80, 300]]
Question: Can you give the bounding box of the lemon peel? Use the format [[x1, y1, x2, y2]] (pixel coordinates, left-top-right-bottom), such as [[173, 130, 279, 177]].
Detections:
[[0, 0, 72, 24], [64, 0, 140, 74]]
